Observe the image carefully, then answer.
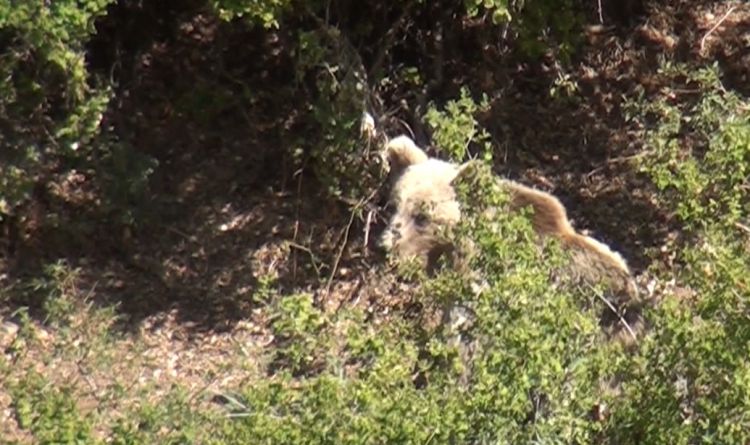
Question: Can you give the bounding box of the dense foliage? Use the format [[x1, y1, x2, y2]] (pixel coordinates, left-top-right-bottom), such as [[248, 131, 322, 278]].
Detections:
[[0, 0, 112, 217]]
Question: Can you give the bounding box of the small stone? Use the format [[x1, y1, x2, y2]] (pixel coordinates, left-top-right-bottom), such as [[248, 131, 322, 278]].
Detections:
[[0, 321, 20, 349]]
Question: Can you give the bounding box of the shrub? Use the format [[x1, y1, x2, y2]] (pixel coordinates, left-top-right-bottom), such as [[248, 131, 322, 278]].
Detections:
[[207, 0, 587, 208], [11, 371, 97, 445], [211, 0, 294, 28], [214, 165, 625, 443], [463, 0, 583, 59], [0, 0, 113, 220], [632, 63, 750, 230], [424, 87, 493, 162], [608, 228, 750, 444], [292, 26, 381, 203], [610, 62, 750, 443]]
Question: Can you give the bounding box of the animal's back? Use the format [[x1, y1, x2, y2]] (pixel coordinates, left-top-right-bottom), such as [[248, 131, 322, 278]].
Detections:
[[502, 180, 575, 237], [501, 179, 636, 298]]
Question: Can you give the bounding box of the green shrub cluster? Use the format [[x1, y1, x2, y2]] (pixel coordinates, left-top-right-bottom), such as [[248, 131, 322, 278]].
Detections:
[[10, 371, 96, 445], [425, 87, 493, 162], [611, 62, 750, 443], [632, 63, 750, 229], [5, 367, 205, 445], [0, 0, 112, 219], [291, 26, 381, 203], [464, 0, 583, 59], [216, 211, 621, 443], [212, 0, 294, 28], [0, 0, 587, 223]]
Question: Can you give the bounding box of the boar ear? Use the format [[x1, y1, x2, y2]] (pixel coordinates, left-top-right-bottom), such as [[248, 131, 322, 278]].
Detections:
[[383, 135, 428, 174]]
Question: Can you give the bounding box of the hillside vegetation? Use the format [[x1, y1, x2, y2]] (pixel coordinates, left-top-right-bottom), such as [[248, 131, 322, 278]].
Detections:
[[1, 0, 749, 443]]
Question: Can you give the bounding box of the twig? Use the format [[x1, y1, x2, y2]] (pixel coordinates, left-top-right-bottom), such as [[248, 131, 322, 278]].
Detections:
[[395, 117, 416, 140], [423, 430, 437, 445], [734, 221, 750, 235], [363, 208, 374, 255], [164, 225, 197, 242], [187, 380, 214, 405], [292, 167, 305, 280], [597, 0, 604, 24], [585, 152, 646, 179], [589, 284, 638, 342], [288, 242, 322, 277], [323, 204, 358, 297], [700, 5, 737, 52], [324, 188, 380, 297], [335, 275, 365, 314], [76, 362, 99, 393]]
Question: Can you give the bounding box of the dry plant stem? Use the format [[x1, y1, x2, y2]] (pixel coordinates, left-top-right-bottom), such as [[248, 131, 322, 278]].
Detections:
[[589, 284, 638, 342], [585, 153, 646, 179], [363, 209, 374, 254], [288, 242, 322, 277], [734, 221, 750, 235], [334, 276, 365, 314], [187, 380, 214, 404], [700, 5, 737, 52], [76, 362, 99, 393], [323, 210, 355, 297], [324, 188, 380, 298], [292, 168, 304, 280]]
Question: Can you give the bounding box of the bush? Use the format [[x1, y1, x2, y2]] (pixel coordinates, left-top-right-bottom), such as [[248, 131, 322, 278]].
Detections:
[[0, 0, 113, 219], [211, 0, 294, 28], [211, 69, 750, 443], [464, 0, 583, 59], [424, 87, 493, 162], [609, 62, 750, 443], [608, 228, 750, 444], [11, 371, 97, 445], [632, 63, 750, 230], [8, 2, 750, 443], [292, 26, 381, 203]]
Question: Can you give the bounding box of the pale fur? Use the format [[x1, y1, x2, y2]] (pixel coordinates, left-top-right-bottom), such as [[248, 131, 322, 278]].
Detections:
[[383, 135, 429, 172], [380, 135, 638, 302]]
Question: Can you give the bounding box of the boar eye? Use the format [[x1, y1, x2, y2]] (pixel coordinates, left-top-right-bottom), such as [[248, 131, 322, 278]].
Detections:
[[414, 212, 430, 227]]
